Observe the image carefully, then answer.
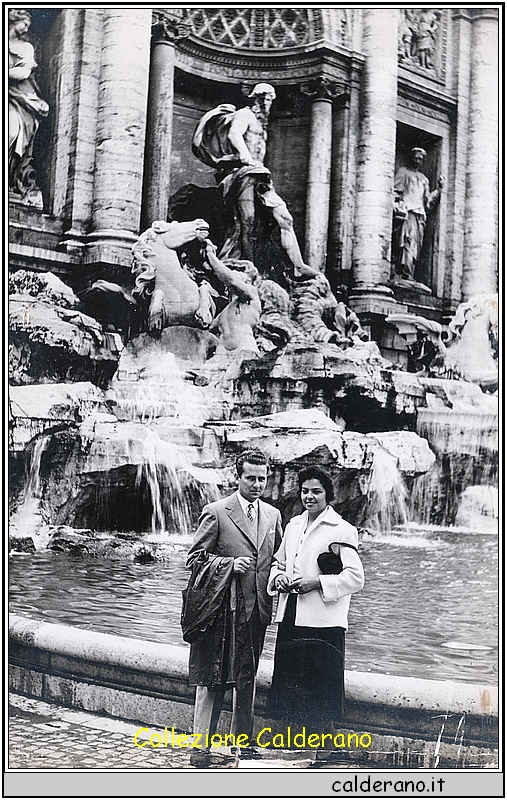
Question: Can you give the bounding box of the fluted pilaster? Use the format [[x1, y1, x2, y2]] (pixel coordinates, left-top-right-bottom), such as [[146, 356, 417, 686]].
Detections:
[[142, 12, 190, 229]]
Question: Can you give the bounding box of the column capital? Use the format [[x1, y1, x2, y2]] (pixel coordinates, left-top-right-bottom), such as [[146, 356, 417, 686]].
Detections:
[[151, 11, 190, 44], [300, 77, 349, 107]]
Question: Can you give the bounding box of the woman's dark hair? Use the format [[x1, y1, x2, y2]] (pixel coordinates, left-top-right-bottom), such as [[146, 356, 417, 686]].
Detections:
[[298, 466, 334, 502]]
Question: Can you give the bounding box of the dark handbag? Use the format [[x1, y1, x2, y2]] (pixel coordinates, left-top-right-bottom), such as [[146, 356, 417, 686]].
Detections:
[[317, 541, 358, 575]]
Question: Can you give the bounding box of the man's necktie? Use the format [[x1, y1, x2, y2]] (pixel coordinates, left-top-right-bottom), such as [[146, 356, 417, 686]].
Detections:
[[246, 503, 255, 522]]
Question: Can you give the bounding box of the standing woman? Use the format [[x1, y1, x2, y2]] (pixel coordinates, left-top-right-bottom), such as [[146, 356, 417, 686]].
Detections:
[[268, 466, 364, 727]]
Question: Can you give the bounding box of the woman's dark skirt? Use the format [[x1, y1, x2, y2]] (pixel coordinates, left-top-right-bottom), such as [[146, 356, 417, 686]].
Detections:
[[269, 593, 345, 726]]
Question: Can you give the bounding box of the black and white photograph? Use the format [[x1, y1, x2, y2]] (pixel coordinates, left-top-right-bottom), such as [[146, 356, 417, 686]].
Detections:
[[7, 4, 500, 795]]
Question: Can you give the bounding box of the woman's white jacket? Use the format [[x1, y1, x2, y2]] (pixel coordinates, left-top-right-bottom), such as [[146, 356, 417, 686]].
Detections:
[[268, 505, 364, 629]]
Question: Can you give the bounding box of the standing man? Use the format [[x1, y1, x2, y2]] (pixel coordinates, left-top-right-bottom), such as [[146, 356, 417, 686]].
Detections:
[[193, 83, 311, 279], [187, 449, 282, 765]]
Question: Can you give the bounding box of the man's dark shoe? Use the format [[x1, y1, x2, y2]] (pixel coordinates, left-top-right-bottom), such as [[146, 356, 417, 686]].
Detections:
[[234, 745, 263, 760], [190, 748, 239, 768], [189, 749, 211, 768]]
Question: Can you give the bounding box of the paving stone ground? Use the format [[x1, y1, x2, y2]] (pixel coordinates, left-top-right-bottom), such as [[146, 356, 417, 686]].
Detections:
[[8, 693, 327, 771]]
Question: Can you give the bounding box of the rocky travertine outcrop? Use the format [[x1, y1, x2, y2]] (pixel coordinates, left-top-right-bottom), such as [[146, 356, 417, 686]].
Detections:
[[205, 409, 435, 526], [235, 342, 425, 425], [9, 270, 123, 386], [9, 382, 105, 452]]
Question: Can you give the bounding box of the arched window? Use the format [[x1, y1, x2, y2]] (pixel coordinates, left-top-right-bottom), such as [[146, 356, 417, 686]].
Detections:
[[181, 8, 323, 50]]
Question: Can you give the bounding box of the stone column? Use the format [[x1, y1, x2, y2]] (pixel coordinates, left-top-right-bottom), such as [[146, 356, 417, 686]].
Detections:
[[302, 78, 343, 272], [442, 10, 473, 311], [49, 9, 90, 222], [462, 8, 498, 299], [142, 13, 189, 230], [327, 72, 358, 291], [60, 9, 104, 253], [350, 8, 398, 307], [85, 9, 152, 268]]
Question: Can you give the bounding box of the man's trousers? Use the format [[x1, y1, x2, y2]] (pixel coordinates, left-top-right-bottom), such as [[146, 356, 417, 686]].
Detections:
[[193, 604, 266, 743]]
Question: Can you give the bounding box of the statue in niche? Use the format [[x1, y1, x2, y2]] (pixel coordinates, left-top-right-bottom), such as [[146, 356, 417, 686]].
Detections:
[[192, 83, 310, 281], [391, 147, 444, 292], [8, 9, 49, 207], [131, 220, 216, 336]]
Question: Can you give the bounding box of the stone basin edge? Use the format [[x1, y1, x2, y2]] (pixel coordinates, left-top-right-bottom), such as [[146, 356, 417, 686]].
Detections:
[[9, 614, 497, 718]]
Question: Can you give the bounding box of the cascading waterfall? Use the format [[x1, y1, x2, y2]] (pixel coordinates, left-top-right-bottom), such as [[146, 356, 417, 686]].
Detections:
[[362, 445, 409, 532], [24, 434, 49, 500], [410, 404, 498, 526], [10, 434, 51, 547], [134, 429, 167, 535], [8, 319, 498, 542], [103, 350, 223, 537], [133, 429, 221, 538], [111, 349, 223, 427]]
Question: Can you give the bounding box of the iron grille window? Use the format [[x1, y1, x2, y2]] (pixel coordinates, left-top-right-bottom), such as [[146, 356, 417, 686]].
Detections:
[[181, 8, 323, 49]]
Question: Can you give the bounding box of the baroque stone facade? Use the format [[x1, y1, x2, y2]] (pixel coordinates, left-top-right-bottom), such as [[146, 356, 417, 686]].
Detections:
[[8, 7, 499, 356]]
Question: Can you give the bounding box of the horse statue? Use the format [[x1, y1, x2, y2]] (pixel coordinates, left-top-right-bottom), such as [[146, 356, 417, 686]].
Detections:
[[445, 294, 498, 390], [387, 293, 498, 390], [132, 219, 216, 335]]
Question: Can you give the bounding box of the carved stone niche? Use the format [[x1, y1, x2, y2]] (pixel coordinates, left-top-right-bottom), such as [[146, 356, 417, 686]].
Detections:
[[398, 8, 446, 81]]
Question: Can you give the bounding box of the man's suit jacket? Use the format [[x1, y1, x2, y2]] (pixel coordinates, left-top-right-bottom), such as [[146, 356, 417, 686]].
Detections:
[[187, 493, 283, 625]]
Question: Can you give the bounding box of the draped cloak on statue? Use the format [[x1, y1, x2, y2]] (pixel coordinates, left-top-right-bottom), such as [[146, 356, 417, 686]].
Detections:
[[192, 104, 288, 273]]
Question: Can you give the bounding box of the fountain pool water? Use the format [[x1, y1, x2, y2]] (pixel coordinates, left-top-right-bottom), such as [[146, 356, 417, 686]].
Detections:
[[9, 525, 497, 686], [8, 274, 499, 736]]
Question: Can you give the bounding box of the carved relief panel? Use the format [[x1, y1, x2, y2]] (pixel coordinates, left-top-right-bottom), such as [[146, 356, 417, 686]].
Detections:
[[398, 9, 447, 81]]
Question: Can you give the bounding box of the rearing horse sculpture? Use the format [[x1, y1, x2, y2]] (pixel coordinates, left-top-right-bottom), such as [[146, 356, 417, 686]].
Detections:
[[445, 293, 498, 390], [387, 293, 498, 390], [132, 219, 215, 335]]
